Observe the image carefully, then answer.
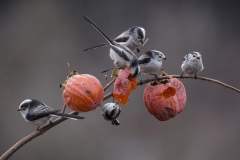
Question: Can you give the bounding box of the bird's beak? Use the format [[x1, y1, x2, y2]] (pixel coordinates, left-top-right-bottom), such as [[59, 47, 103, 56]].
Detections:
[[140, 40, 144, 44], [17, 109, 21, 111], [163, 57, 167, 60]]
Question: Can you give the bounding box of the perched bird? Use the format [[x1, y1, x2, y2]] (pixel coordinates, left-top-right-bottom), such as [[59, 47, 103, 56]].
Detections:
[[101, 102, 121, 126], [84, 26, 148, 54], [83, 15, 140, 78], [139, 50, 166, 80], [181, 51, 204, 78], [18, 99, 84, 129]]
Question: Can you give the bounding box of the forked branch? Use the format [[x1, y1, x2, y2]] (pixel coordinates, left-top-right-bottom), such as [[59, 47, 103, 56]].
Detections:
[[1, 75, 239, 160]]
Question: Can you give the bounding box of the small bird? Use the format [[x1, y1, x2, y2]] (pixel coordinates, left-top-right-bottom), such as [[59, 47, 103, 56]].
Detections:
[[139, 50, 166, 80], [83, 15, 140, 78], [101, 102, 121, 126], [18, 99, 84, 129], [84, 26, 148, 54], [181, 51, 204, 78]]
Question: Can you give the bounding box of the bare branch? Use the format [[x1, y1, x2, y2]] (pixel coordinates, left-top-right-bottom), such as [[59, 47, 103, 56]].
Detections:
[[103, 78, 116, 91], [0, 112, 79, 160], [138, 75, 240, 93], [61, 104, 66, 113], [103, 92, 113, 101]]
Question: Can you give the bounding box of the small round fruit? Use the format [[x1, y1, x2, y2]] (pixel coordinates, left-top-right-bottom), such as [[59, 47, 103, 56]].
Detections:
[[63, 74, 104, 112], [143, 78, 187, 121]]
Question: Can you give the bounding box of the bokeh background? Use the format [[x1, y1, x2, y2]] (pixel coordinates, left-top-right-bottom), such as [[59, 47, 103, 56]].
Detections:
[[1, 1, 240, 160]]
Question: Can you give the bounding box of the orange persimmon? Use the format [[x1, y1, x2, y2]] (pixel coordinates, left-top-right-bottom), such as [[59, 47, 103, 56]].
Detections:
[[113, 67, 138, 105], [143, 78, 187, 121], [62, 74, 104, 112]]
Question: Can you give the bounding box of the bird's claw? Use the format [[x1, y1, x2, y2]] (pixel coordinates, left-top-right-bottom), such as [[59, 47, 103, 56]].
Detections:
[[180, 72, 184, 79]]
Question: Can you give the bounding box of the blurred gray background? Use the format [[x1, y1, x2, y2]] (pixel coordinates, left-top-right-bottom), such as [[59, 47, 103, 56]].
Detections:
[[1, 1, 240, 160]]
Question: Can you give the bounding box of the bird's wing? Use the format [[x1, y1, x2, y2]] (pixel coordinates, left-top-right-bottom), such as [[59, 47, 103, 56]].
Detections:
[[110, 45, 130, 61], [138, 53, 151, 64], [114, 36, 130, 43], [114, 30, 130, 43], [26, 104, 59, 121], [139, 57, 151, 64]]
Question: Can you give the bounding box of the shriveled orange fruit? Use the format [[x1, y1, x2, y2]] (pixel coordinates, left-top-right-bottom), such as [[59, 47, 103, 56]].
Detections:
[[113, 67, 138, 105], [62, 74, 104, 112], [143, 78, 186, 121]]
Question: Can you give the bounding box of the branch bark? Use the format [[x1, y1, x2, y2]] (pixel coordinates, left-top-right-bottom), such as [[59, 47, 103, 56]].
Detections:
[[1, 75, 239, 160]]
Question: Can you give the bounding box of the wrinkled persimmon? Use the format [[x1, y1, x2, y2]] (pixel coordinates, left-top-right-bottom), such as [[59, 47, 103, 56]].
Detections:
[[113, 67, 138, 105], [62, 74, 104, 112], [143, 78, 187, 121]]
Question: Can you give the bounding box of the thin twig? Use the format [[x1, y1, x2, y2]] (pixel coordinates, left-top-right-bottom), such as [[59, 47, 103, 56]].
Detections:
[[62, 104, 66, 113], [1, 75, 240, 160], [103, 92, 113, 101], [105, 75, 108, 83], [103, 78, 116, 91]]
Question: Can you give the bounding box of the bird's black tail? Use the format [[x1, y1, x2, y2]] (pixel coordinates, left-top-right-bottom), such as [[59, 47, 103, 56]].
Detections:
[[83, 43, 110, 51], [101, 67, 114, 73], [51, 112, 85, 120], [111, 119, 120, 126], [83, 15, 114, 45]]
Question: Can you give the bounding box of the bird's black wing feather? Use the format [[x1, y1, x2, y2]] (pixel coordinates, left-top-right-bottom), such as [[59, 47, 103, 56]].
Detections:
[[26, 110, 60, 121], [114, 36, 129, 43], [110, 46, 130, 61], [139, 57, 151, 64]]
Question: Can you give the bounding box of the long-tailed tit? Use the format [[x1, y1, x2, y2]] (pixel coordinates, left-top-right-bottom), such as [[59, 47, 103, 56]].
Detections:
[[181, 51, 204, 78], [84, 26, 148, 54], [101, 102, 121, 126], [139, 50, 166, 79], [83, 15, 140, 78], [18, 99, 84, 129]]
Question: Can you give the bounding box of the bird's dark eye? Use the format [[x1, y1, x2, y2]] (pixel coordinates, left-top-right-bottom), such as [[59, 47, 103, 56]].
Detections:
[[159, 56, 162, 58], [138, 36, 141, 40], [22, 108, 25, 110], [193, 55, 196, 57]]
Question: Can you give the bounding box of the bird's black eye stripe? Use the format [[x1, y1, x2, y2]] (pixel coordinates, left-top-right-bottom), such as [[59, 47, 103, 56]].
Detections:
[[129, 26, 138, 33]]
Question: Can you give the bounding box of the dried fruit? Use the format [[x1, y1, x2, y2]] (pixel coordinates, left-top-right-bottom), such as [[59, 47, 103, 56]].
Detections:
[[113, 67, 138, 105], [62, 74, 104, 112], [143, 78, 187, 121]]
